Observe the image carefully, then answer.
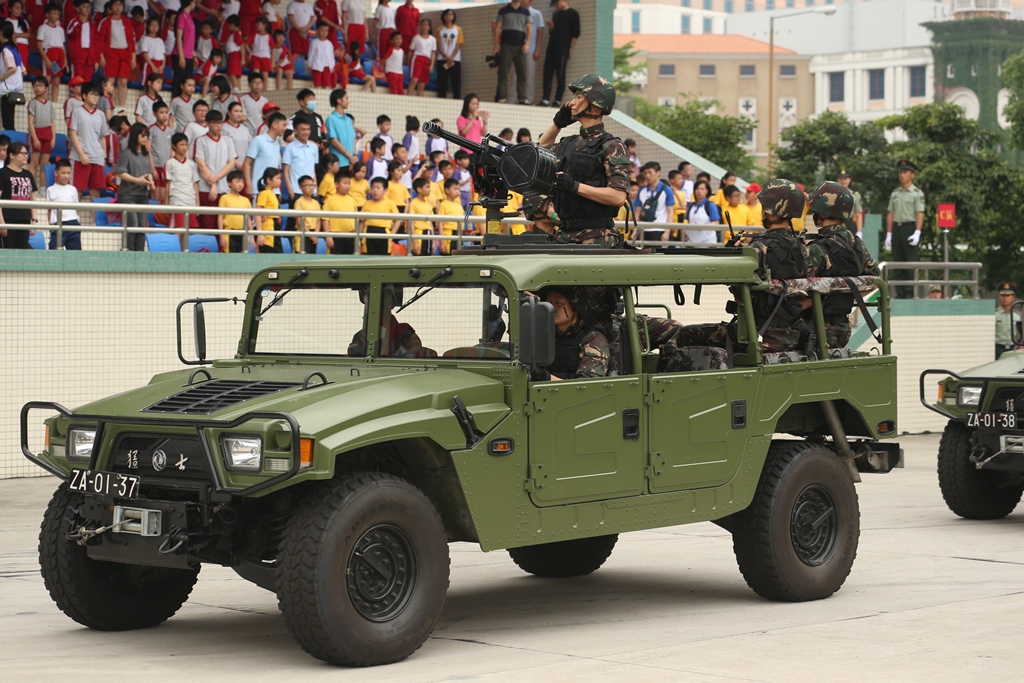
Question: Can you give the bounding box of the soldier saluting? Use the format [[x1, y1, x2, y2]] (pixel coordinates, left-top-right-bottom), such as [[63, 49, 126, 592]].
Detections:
[[533, 74, 632, 248]]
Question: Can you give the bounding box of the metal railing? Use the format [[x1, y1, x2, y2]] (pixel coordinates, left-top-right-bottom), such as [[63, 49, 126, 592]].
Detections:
[[0, 199, 764, 253], [879, 261, 983, 299]]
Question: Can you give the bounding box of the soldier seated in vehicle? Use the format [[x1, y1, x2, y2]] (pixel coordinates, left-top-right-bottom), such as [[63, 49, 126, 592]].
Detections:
[[531, 286, 611, 380], [348, 285, 438, 358]]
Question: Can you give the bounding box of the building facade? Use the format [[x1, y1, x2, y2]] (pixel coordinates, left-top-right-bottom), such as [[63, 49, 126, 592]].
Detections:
[[810, 47, 935, 122]]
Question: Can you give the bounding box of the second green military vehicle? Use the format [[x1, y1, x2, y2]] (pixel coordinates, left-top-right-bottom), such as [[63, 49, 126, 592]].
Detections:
[[24, 245, 900, 667]]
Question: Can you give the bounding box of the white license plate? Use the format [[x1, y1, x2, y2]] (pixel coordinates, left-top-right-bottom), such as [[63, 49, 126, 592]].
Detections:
[[69, 469, 141, 499], [967, 412, 1017, 429]]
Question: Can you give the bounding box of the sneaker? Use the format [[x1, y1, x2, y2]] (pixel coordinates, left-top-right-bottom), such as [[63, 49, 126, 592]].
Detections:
[[521, 99, 532, 106], [539, 99, 551, 107], [497, 98, 507, 104]]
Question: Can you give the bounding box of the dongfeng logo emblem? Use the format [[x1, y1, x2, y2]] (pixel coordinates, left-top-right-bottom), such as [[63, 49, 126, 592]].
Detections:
[[152, 449, 167, 472]]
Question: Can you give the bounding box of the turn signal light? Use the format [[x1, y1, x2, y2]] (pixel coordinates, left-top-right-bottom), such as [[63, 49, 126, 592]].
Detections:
[[877, 421, 895, 435], [937, 384, 944, 401], [488, 438, 515, 456], [45, 424, 50, 448], [300, 438, 314, 468]]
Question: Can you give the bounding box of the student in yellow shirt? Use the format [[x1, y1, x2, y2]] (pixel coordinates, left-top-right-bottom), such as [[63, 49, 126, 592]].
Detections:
[[348, 161, 369, 208], [386, 161, 410, 210], [293, 175, 323, 253], [506, 190, 526, 235], [433, 160, 455, 208], [217, 171, 254, 253], [361, 177, 400, 256], [712, 171, 737, 209], [743, 183, 762, 228], [254, 167, 282, 253], [668, 170, 689, 222], [408, 177, 436, 256], [321, 169, 358, 254], [437, 178, 465, 255], [318, 153, 340, 199]]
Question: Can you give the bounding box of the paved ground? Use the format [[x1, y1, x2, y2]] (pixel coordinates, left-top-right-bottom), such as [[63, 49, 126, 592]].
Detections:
[[3, 433, 1024, 682]]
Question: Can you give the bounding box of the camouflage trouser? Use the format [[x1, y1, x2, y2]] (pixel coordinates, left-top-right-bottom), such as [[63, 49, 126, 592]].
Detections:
[[760, 327, 803, 353], [553, 227, 624, 249], [638, 316, 686, 350], [823, 321, 851, 348], [677, 321, 801, 354]]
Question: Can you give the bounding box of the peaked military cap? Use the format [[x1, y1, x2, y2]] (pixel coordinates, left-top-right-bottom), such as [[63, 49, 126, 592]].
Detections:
[[898, 160, 918, 172], [836, 169, 851, 178], [998, 282, 1016, 295]]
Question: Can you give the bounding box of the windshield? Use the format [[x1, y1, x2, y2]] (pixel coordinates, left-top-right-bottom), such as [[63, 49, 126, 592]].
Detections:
[[251, 283, 368, 356], [378, 283, 511, 360]]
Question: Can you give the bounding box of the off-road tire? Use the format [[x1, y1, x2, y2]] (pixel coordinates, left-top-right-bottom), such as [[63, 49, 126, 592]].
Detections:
[[938, 420, 1023, 520], [732, 441, 859, 602], [276, 472, 449, 667], [38, 483, 200, 630], [507, 534, 618, 578]]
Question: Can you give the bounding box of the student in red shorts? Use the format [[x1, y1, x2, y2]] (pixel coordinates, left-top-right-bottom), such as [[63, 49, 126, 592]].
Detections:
[[65, 0, 95, 81], [247, 16, 273, 81], [222, 13, 244, 93], [68, 82, 110, 200], [382, 30, 404, 95], [36, 3, 66, 104], [271, 29, 292, 90], [96, 0, 136, 107], [406, 18, 435, 97], [307, 21, 335, 88]]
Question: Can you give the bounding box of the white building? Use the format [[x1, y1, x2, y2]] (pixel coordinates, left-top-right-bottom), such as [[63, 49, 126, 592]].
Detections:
[[613, 5, 727, 35], [810, 47, 934, 123]]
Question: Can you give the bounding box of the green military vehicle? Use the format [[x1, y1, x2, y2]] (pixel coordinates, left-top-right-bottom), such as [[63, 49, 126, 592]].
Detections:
[[921, 345, 1024, 519], [24, 247, 901, 667]]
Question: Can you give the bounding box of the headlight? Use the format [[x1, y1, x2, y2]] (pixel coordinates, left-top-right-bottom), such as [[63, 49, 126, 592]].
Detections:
[[67, 429, 96, 461], [222, 436, 262, 472], [958, 386, 982, 407]]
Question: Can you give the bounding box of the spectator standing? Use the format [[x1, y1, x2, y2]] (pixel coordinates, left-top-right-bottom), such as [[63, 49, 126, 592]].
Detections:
[[995, 281, 1020, 359], [243, 109, 285, 197], [402, 114, 420, 164], [183, 99, 209, 144], [4, 1, 30, 68], [209, 75, 240, 120], [115, 123, 156, 251], [216, 169, 252, 252], [349, 160, 367, 206], [321, 168, 357, 254], [248, 16, 274, 83], [682, 178, 720, 245], [456, 93, 488, 152], [0, 23, 24, 131], [326, 87, 357, 168], [240, 74, 268, 136], [677, 160, 694, 200], [193, 109, 237, 233], [288, 88, 325, 148], [743, 182, 761, 224], [711, 170, 736, 210], [540, 0, 577, 107], [47, 159, 82, 250], [254, 166, 282, 252], [884, 159, 925, 299], [406, 18, 434, 97], [68, 82, 109, 199], [134, 73, 163, 127], [223, 101, 251, 171], [407, 176, 432, 254], [271, 29, 294, 89], [632, 162, 673, 243], [436, 177, 462, 255], [222, 14, 244, 93], [624, 138, 639, 179], [263, 0, 285, 33], [667, 169, 687, 222], [719, 184, 749, 229], [361, 176, 398, 255], [66, 0, 95, 81], [165, 132, 198, 248], [37, 4, 66, 104], [373, 0, 395, 60], [314, 0, 341, 48], [341, 0, 365, 52], [288, 0, 315, 57], [194, 19, 216, 72], [508, 0, 541, 105], [282, 118, 317, 201], [425, 118, 447, 156], [238, 0, 261, 35], [307, 20, 335, 87], [170, 73, 196, 133], [27, 76, 55, 192], [96, 0, 136, 107], [382, 30, 404, 95], [366, 137, 388, 181], [0, 142, 35, 249], [493, 0, 531, 105], [148, 100, 172, 203], [291, 174, 321, 252], [394, 0, 417, 51], [435, 9, 461, 99], [138, 17, 165, 84], [372, 112, 393, 158]]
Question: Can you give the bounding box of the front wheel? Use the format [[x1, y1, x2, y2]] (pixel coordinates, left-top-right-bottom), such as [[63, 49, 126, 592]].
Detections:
[[732, 442, 859, 602], [38, 483, 200, 630], [937, 420, 1023, 519], [276, 473, 449, 667]]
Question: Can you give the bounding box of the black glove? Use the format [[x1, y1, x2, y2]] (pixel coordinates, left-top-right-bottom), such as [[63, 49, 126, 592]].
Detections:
[[529, 368, 552, 381], [553, 172, 579, 194], [552, 104, 574, 129]]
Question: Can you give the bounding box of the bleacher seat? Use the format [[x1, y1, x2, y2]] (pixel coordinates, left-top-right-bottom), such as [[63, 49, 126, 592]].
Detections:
[[316, 238, 326, 254], [146, 233, 181, 252], [29, 232, 46, 250], [51, 134, 67, 160], [188, 234, 220, 253], [44, 164, 55, 188], [1, 130, 27, 145], [281, 237, 293, 253], [93, 197, 121, 227]]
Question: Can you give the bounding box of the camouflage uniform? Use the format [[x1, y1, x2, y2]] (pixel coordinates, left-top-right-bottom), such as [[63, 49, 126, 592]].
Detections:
[[548, 318, 611, 379]]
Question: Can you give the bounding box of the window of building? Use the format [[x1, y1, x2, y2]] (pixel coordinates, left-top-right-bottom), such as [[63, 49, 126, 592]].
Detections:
[[947, 63, 955, 79], [681, 15, 691, 33], [699, 64, 716, 77], [659, 64, 676, 77], [703, 0, 712, 8], [725, 0, 734, 11], [806, 0, 815, 5], [766, 0, 775, 7], [703, 17, 712, 32], [909, 66, 926, 98], [780, 64, 796, 78], [745, 0, 755, 9], [825, 0, 834, 4], [631, 10, 640, 33], [829, 72, 845, 102], [869, 69, 885, 100], [682, 0, 691, 6], [740, 64, 756, 77], [786, 0, 795, 7]]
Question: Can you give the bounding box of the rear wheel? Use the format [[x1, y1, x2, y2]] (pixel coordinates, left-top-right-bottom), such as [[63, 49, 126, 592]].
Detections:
[[508, 535, 618, 578], [38, 483, 200, 630], [732, 442, 859, 602], [938, 420, 1023, 519], [276, 472, 449, 667]]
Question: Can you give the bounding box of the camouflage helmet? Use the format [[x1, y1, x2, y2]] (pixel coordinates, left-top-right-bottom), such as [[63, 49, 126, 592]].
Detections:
[[757, 179, 805, 220], [568, 74, 616, 115], [808, 181, 855, 221]]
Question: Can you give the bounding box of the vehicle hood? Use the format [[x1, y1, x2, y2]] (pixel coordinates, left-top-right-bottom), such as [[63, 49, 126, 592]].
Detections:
[[959, 350, 1024, 379]]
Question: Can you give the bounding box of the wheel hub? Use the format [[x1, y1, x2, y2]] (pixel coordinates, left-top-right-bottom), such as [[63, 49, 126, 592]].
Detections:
[[790, 485, 837, 566], [346, 524, 416, 622]]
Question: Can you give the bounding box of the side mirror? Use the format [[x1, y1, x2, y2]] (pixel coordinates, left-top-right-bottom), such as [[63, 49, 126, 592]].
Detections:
[[194, 302, 207, 363], [519, 298, 555, 369]]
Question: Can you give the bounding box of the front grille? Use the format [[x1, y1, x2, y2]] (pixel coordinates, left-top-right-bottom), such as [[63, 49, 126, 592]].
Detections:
[[142, 379, 299, 415], [110, 434, 212, 482], [989, 388, 1024, 417]]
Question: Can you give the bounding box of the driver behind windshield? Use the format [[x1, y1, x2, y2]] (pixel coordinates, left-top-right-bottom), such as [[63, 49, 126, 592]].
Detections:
[[347, 286, 437, 358], [532, 287, 610, 381]]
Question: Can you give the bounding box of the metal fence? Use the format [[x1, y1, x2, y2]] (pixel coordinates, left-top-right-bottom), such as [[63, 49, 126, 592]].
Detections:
[[879, 261, 984, 299]]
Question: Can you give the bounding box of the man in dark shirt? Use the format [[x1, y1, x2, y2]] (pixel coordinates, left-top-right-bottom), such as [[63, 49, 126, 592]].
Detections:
[[493, 0, 532, 104], [540, 0, 580, 107], [0, 142, 37, 249]]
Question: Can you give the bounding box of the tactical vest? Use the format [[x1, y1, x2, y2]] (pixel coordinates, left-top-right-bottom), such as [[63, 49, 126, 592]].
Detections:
[[749, 230, 807, 332], [550, 324, 592, 379], [807, 231, 864, 321], [553, 132, 621, 232]]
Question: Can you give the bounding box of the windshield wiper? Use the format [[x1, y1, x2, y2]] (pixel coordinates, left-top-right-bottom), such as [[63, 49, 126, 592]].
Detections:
[[396, 266, 453, 313], [259, 268, 309, 316]]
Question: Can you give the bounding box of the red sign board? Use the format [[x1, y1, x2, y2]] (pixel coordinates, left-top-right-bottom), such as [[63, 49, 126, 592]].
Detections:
[[937, 203, 956, 228]]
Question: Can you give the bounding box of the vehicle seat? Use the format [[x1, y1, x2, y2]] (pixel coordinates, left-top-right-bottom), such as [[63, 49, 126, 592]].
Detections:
[[442, 345, 510, 360], [827, 347, 854, 359], [658, 344, 731, 372], [763, 351, 804, 364]]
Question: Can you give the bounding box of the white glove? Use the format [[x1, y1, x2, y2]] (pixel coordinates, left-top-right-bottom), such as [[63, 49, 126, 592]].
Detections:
[[908, 230, 921, 246], [884, 232, 892, 249], [856, 231, 863, 239]]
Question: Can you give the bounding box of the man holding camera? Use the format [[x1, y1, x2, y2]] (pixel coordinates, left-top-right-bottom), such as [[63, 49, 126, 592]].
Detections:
[[534, 74, 630, 248]]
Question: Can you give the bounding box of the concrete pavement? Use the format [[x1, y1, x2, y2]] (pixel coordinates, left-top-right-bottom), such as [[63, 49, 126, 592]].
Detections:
[[3, 433, 1023, 682]]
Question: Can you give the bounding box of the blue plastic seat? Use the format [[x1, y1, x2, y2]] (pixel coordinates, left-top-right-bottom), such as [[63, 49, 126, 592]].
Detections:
[[281, 236, 293, 253], [28, 231, 46, 249], [146, 233, 181, 252], [92, 197, 121, 227], [316, 238, 326, 254], [51, 134, 67, 159], [44, 164, 55, 188], [1, 130, 27, 146], [188, 234, 220, 253]]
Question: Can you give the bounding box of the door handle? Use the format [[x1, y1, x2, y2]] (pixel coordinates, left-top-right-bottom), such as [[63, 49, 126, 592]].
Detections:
[[622, 408, 640, 440]]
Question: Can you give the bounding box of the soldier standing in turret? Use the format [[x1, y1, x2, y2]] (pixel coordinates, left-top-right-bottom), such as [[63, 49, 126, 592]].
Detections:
[[532, 74, 631, 248]]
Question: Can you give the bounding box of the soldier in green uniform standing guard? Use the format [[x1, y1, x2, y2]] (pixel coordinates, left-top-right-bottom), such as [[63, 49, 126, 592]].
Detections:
[[532, 74, 632, 248], [885, 160, 925, 298], [836, 168, 863, 237], [994, 281, 1021, 359]]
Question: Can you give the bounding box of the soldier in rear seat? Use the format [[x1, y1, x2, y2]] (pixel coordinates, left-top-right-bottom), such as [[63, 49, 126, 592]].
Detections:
[[532, 286, 611, 380]]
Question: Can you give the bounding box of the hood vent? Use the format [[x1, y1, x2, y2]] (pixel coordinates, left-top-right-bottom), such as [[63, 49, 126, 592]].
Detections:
[[142, 379, 300, 415]]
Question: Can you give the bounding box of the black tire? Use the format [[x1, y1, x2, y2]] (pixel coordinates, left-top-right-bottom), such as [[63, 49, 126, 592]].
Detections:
[[938, 420, 1023, 520], [276, 472, 449, 667], [37, 483, 200, 630], [732, 442, 859, 602], [508, 534, 618, 578]]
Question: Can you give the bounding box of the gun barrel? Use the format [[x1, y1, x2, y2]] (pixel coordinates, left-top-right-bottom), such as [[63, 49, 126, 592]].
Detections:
[[422, 121, 483, 154]]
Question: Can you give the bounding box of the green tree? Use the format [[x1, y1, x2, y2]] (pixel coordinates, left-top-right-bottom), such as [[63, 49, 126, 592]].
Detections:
[[613, 41, 647, 96], [998, 47, 1024, 150], [633, 97, 756, 176]]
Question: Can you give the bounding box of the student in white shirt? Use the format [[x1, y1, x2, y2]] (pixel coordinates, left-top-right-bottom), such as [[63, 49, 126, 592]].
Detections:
[[407, 18, 436, 97], [47, 160, 83, 250]]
